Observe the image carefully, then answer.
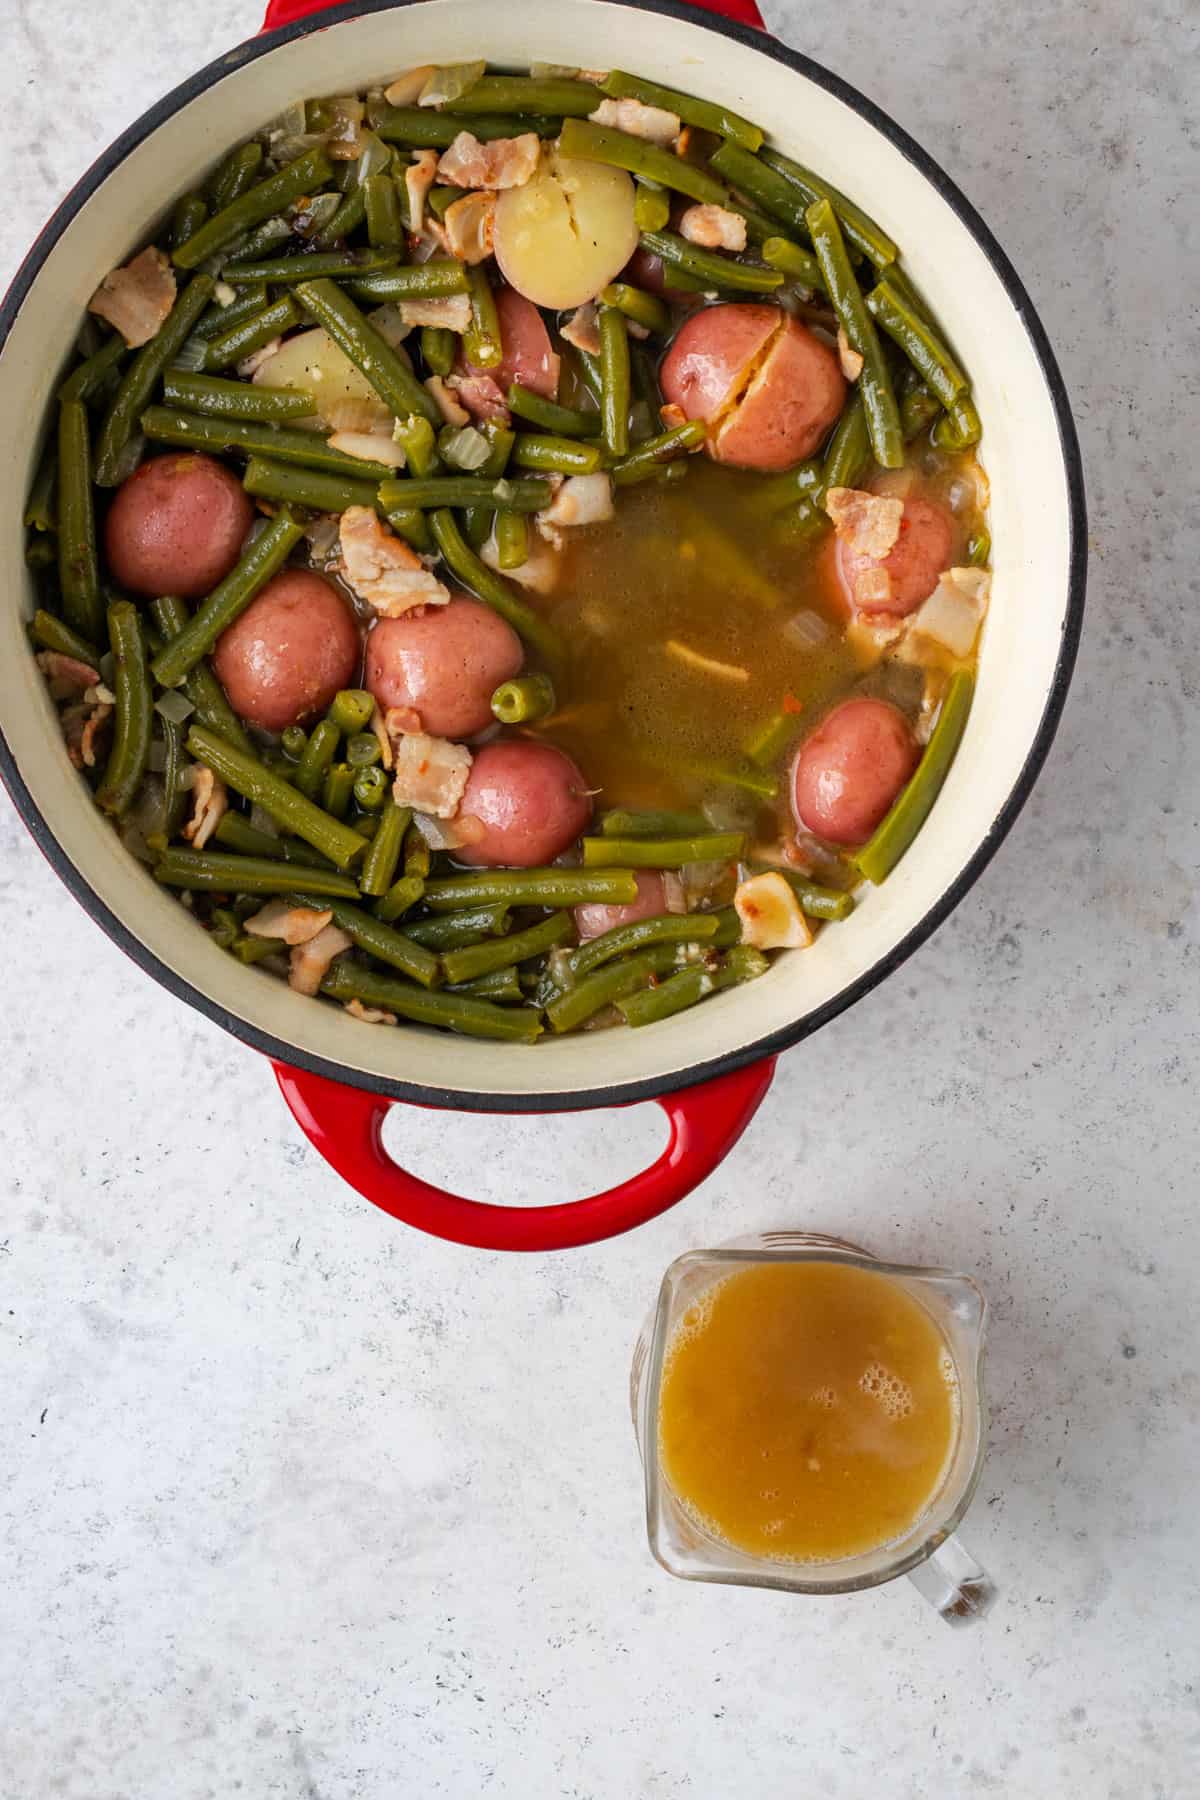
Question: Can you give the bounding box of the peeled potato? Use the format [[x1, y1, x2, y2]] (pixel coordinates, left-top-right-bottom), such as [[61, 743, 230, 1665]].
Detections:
[[253, 325, 392, 432], [493, 148, 639, 310]]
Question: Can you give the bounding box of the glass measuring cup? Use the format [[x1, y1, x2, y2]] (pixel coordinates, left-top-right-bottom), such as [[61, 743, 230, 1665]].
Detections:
[[630, 1233, 995, 1625]]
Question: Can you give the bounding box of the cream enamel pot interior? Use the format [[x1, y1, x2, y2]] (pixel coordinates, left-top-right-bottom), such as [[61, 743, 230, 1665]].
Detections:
[[0, 0, 1085, 1249]]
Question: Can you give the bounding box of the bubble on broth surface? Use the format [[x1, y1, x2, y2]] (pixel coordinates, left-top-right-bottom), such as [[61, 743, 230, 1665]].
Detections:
[[810, 1384, 838, 1409], [858, 1361, 914, 1419]]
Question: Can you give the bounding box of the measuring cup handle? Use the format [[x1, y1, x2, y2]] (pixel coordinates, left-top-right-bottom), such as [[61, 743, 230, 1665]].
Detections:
[[906, 1535, 996, 1626]]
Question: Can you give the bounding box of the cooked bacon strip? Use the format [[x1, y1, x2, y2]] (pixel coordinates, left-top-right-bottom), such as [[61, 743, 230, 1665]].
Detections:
[[678, 204, 747, 253], [389, 732, 473, 819], [243, 901, 334, 945], [62, 700, 113, 770], [437, 131, 540, 190], [398, 292, 473, 332], [824, 487, 904, 559], [447, 371, 511, 425], [328, 430, 407, 468], [88, 247, 176, 349], [289, 924, 353, 996], [339, 507, 451, 616], [405, 150, 439, 236], [734, 872, 813, 951], [536, 473, 614, 532], [561, 302, 602, 357], [35, 652, 100, 694], [425, 374, 471, 427], [443, 191, 496, 264], [344, 999, 397, 1025], [588, 97, 680, 146], [183, 766, 228, 849]]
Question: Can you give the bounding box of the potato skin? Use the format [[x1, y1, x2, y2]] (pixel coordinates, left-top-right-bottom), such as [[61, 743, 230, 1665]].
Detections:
[[838, 497, 955, 616], [364, 598, 524, 741], [103, 453, 253, 599], [792, 698, 918, 846], [211, 570, 360, 733], [457, 740, 593, 867]]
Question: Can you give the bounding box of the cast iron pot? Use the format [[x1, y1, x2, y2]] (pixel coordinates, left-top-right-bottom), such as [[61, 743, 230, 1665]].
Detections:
[[0, 0, 1085, 1249]]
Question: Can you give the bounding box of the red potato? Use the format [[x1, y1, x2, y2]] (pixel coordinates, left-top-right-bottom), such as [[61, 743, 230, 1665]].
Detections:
[[620, 247, 697, 304], [463, 286, 560, 398], [364, 597, 523, 740], [659, 304, 846, 472], [104, 453, 253, 599], [457, 740, 593, 868], [838, 496, 955, 617], [575, 871, 670, 941], [212, 570, 359, 733], [792, 697, 918, 847]]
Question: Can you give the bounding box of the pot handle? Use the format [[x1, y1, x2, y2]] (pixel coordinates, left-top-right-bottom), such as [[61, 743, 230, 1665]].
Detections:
[[272, 1056, 776, 1250], [261, 0, 765, 36]]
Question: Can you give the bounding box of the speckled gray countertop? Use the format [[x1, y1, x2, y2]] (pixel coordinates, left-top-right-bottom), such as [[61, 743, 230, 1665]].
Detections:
[[2, 2, 1197, 1795]]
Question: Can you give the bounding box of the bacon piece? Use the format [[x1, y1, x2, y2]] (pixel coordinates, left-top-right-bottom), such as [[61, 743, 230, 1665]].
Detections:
[[443, 190, 496, 264], [398, 292, 473, 332], [536, 473, 614, 532], [588, 97, 680, 146], [405, 150, 439, 236], [243, 901, 334, 945], [389, 732, 472, 819], [678, 204, 747, 253], [183, 766, 228, 849], [384, 65, 435, 106], [481, 532, 560, 594], [288, 924, 354, 996], [437, 131, 540, 190], [836, 327, 864, 382], [339, 507, 451, 616], [734, 872, 813, 950], [35, 652, 100, 694], [88, 247, 176, 348], [824, 486, 904, 560], [344, 998, 397, 1025], [62, 700, 113, 770], [446, 371, 511, 425], [424, 375, 471, 427], [561, 302, 601, 357]]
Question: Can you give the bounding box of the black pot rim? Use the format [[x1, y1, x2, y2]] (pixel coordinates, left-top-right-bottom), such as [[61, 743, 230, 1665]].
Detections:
[[0, 0, 1087, 1117]]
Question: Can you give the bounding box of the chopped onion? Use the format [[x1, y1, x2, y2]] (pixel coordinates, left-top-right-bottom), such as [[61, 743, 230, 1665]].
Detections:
[[303, 513, 341, 562], [383, 66, 436, 108], [325, 97, 366, 161], [702, 791, 757, 834], [530, 62, 581, 78], [169, 332, 208, 373], [366, 303, 412, 349], [213, 279, 236, 307], [231, 216, 292, 259], [293, 191, 340, 240], [782, 609, 830, 651], [682, 859, 737, 905], [260, 101, 308, 143], [439, 425, 491, 471], [155, 690, 196, 725], [418, 60, 486, 107], [355, 130, 392, 183], [249, 804, 281, 838]]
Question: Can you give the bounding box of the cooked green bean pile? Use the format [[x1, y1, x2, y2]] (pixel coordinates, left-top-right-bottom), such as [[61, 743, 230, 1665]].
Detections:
[[23, 61, 988, 1045]]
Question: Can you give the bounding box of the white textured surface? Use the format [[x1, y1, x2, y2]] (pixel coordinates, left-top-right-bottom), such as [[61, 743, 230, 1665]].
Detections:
[[1, 2, 1197, 1796]]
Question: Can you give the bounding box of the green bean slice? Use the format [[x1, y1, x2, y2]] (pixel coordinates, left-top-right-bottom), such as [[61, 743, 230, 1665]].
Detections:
[[56, 399, 103, 641], [639, 229, 783, 294], [865, 279, 968, 409], [95, 602, 152, 817], [441, 911, 573, 987], [151, 511, 305, 690], [599, 70, 762, 150], [571, 912, 720, 978], [141, 406, 400, 483], [582, 833, 745, 869], [560, 119, 730, 207], [173, 147, 335, 269], [161, 371, 316, 424], [423, 870, 638, 912], [806, 198, 902, 469], [491, 673, 555, 725], [297, 277, 442, 426], [429, 508, 562, 663], [155, 849, 360, 897], [293, 893, 441, 988], [322, 962, 542, 1042], [855, 671, 974, 885], [201, 295, 299, 373], [506, 384, 601, 437]]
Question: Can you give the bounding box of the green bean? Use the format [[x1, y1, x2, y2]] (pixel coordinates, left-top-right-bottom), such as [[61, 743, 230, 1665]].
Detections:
[[639, 229, 782, 294], [297, 277, 442, 426], [403, 824, 431, 882], [346, 262, 465, 307], [25, 536, 56, 575], [599, 69, 762, 150], [506, 384, 600, 436], [571, 912, 719, 978], [373, 874, 424, 923], [560, 119, 730, 206], [212, 812, 333, 869], [358, 800, 409, 896], [615, 962, 716, 1027], [509, 435, 604, 476], [208, 141, 264, 213], [293, 894, 441, 988], [171, 192, 209, 252], [546, 943, 682, 1033], [294, 718, 341, 799], [598, 282, 672, 336], [391, 414, 441, 483], [222, 249, 400, 285], [708, 142, 812, 240], [746, 461, 823, 518], [186, 723, 367, 870], [384, 508, 435, 554], [151, 510, 305, 689], [457, 73, 597, 113], [932, 391, 983, 450], [91, 271, 214, 485], [428, 509, 562, 662], [421, 325, 456, 378], [805, 199, 902, 469], [173, 147, 334, 269], [241, 454, 379, 517], [759, 147, 897, 270], [141, 406, 400, 482], [441, 911, 573, 987], [148, 594, 253, 755], [742, 707, 804, 768], [864, 280, 967, 409], [224, 216, 295, 265], [968, 528, 991, 568], [352, 765, 388, 811], [322, 961, 542, 1042], [378, 475, 552, 510], [583, 832, 744, 869], [161, 370, 315, 424], [23, 442, 57, 532], [326, 687, 373, 734], [713, 943, 770, 985], [374, 105, 561, 148], [761, 235, 826, 294], [58, 333, 126, 406], [491, 673, 555, 725], [821, 390, 871, 492], [311, 183, 369, 252], [322, 762, 355, 819], [572, 346, 603, 405], [856, 671, 974, 885], [597, 304, 631, 459], [150, 712, 190, 847], [759, 870, 855, 922], [900, 379, 941, 443], [597, 808, 709, 838], [709, 906, 743, 949], [447, 967, 524, 1003], [424, 869, 639, 912], [459, 421, 513, 544], [405, 903, 512, 948], [634, 182, 671, 233], [28, 609, 99, 665], [462, 264, 503, 371], [95, 602, 152, 817], [366, 172, 405, 248], [201, 295, 299, 372], [609, 420, 706, 484], [155, 848, 359, 897], [230, 932, 282, 965], [494, 510, 529, 570], [55, 400, 103, 641]]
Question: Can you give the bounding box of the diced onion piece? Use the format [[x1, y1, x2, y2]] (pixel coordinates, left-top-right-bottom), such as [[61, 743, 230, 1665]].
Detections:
[[366, 303, 412, 350], [493, 146, 639, 310], [384, 65, 436, 106], [418, 61, 486, 107], [253, 325, 392, 431], [734, 872, 813, 950], [903, 567, 991, 659], [325, 96, 366, 161], [328, 430, 407, 468], [440, 425, 491, 471], [292, 191, 340, 240], [782, 609, 830, 651], [154, 690, 196, 725], [356, 129, 393, 182], [536, 472, 614, 530]]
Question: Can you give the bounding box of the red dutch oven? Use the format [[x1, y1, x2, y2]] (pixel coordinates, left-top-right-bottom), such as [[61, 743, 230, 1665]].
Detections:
[[0, 0, 1085, 1250]]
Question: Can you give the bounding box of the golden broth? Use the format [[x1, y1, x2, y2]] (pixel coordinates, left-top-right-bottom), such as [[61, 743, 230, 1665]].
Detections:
[[658, 1260, 960, 1564]]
